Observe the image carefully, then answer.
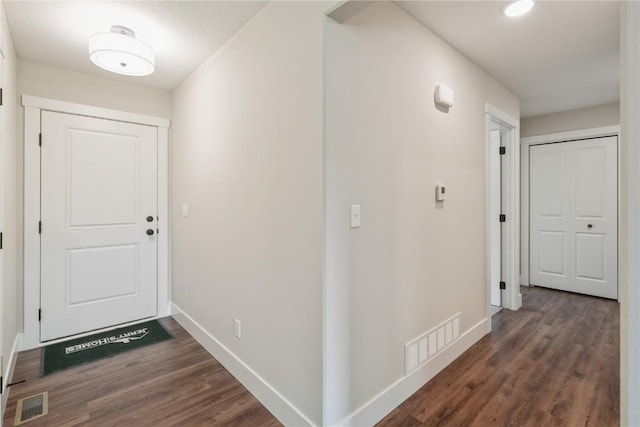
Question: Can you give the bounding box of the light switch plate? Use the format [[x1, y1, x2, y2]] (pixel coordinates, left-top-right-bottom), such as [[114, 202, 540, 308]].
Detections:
[[182, 203, 189, 217], [350, 204, 361, 228]]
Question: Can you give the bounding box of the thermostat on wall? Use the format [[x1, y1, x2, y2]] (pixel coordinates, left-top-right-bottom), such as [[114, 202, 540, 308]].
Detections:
[[436, 184, 446, 201], [435, 84, 454, 109]]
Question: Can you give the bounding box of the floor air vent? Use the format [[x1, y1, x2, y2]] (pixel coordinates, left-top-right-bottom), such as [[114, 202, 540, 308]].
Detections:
[[14, 391, 48, 425]]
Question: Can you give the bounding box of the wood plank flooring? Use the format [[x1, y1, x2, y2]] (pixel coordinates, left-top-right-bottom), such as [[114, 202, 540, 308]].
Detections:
[[2, 318, 282, 427], [377, 286, 619, 427], [3, 286, 619, 426]]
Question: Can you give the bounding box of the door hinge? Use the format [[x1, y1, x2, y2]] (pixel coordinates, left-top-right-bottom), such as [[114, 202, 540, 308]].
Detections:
[[38, 308, 41, 322], [0, 88, 3, 106], [39, 133, 42, 147], [1, 376, 3, 393], [500, 281, 506, 290], [0, 232, 3, 250], [499, 214, 506, 223], [499, 146, 506, 155], [38, 221, 42, 234]]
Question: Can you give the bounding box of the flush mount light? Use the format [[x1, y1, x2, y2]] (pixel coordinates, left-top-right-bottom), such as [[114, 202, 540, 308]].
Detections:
[[504, 0, 535, 17], [89, 25, 154, 76]]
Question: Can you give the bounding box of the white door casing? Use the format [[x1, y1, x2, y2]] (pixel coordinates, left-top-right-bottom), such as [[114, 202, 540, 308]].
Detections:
[[489, 130, 501, 306], [530, 136, 618, 299], [40, 111, 158, 341], [23, 96, 170, 350], [485, 104, 520, 312]]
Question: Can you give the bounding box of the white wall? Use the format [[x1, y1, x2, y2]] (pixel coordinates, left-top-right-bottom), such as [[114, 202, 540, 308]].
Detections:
[[324, 3, 519, 423], [1, 0, 18, 392], [521, 102, 619, 138], [18, 60, 171, 118], [171, 2, 326, 425]]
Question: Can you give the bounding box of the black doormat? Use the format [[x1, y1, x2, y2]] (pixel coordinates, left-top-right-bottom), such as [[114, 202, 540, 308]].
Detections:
[[41, 320, 173, 376]]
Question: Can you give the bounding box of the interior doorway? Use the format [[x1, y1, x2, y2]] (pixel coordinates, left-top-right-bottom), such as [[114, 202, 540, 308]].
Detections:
[[489, 128, 502, 312], [486, 105, 520, 314]]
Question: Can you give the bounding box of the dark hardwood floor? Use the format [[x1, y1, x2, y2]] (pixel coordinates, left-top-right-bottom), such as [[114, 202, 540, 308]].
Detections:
[[377, 286, 620, 427], [3, 286, 619, 426], [2, 318, 282, 427]]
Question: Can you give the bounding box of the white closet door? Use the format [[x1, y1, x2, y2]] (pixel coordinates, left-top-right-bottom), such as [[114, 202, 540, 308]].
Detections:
[[530, 136, 617, 299], [40, 111, 159, 341]]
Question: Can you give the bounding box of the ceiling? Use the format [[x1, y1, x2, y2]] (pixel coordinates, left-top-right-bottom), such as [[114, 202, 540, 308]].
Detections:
[[3, 1, 620, 117], [396, 1, 620, 118], [3, 1, 267, 91]]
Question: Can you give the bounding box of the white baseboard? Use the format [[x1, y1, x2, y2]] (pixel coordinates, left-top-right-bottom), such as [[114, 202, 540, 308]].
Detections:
[[1, 333, 24, 416], [171, 303, 315, 427], [337, 317, 491, 426]]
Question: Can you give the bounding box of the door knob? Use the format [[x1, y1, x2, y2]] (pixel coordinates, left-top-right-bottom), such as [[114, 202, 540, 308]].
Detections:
[[146, 229, 155, 236], [146, 216, 154, 222], [587, 224, 593, 229]]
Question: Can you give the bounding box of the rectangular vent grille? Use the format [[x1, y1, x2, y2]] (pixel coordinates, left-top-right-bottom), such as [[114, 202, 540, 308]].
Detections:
[[14, 392, 48, 425], [405, 313, 461, 375]]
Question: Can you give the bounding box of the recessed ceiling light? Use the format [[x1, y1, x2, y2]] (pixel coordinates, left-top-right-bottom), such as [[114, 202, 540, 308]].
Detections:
[[504, 0, 535, 17], [89, 25, 155, 76]]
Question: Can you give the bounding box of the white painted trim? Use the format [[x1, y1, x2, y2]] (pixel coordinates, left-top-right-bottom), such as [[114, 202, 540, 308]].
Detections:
[[157, 127, 171, 317], [23, 106, 41, 350], [21, 95, 170, 128], [171, 303, 315, 427], [336, 317, 490, 426], [520, 126, 620, 290], [486, 104, 521, 311], [23, 99, 171, 350], [521, 125, 620, 146], [1, 333, 23, 415]]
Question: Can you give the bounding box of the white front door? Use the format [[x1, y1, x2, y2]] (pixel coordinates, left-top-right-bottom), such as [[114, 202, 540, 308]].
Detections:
[[40, 111, 158, 341], [530, 136, 617, 299]]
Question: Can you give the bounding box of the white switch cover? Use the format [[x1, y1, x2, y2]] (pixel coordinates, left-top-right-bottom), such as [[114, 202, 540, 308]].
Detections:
[[234, 318, 241, 339], [182, 203, 189, 217], [350, 204, 361, 228]]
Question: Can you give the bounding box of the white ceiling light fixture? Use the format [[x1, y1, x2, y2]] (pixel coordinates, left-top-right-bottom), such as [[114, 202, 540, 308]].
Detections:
[[89, 25, 155, 76], [504, 0, 535, 17]]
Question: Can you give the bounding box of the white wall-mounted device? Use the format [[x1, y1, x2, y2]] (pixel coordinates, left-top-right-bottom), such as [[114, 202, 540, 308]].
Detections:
[[436, 184, 446, 201], [350, 204, 361, 228], [435, 84, 454, 109]]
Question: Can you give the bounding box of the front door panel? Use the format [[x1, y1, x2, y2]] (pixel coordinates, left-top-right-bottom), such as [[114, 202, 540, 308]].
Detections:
[[40, 111, 158, 341]]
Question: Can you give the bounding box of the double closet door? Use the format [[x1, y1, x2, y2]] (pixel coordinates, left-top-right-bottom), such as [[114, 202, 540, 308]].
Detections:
[[530, 136, 617, 300]]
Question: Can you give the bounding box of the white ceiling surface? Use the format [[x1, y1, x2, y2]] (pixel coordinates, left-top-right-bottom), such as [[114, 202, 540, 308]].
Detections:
[[396, 1, 620, 118], [3, 1, 620, 116], [3, 1, 267, 91]]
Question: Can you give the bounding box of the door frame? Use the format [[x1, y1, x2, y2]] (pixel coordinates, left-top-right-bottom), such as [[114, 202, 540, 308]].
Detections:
[[22, 95, 171, 350], [486, 104, 521, 311], [520, 125, 620, 296]]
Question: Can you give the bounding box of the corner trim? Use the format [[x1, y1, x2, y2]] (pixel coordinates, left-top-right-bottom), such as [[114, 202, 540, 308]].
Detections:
[[171, 303, 315, 427], [1, 333, 24, 414], [336, 317, 490, 426]]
